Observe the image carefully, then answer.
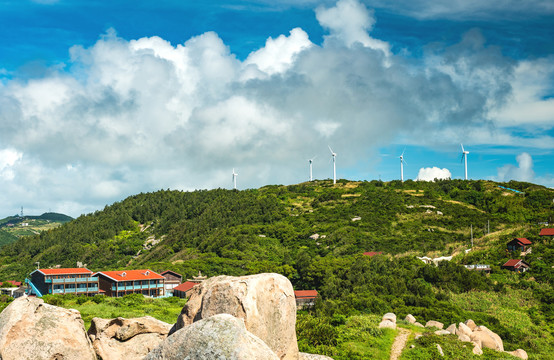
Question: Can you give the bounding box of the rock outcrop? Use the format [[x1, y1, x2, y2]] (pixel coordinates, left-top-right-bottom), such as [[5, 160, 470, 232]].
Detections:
[[507, 349, 528, 359], [425, 320, 444, 329], [175, 273, 298, 360], [404, 314, 416, 324], [146, 314, 279, 360], [458, 322, 473, 337], [379, 313, 396, 329], [88, 316, 171, 360], [299, 353, 334, 360], [470, 326, 504, 352], [0, 296, 96, 360]]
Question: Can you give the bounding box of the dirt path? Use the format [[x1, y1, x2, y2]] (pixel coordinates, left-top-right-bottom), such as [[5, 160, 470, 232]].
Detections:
[[390, 328, 411, 360]]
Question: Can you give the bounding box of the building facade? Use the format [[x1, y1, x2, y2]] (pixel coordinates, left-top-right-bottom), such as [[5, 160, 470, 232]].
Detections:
[[161, 270, 182, 294], [95, 269, 165, 297], [28, 268, 99, 297]]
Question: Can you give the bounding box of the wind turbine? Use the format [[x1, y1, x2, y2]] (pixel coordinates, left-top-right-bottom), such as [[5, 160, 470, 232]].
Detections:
[[308, 156, 316, 181], [399, 149, 407, 182], [328, 146, 336, 184], [461, 144, 469, 180], [232, 168, 238, 189]]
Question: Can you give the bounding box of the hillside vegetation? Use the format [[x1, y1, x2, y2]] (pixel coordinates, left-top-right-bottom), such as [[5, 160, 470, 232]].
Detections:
[[0, 212, 73, 246], [0, 179, 553, 358]]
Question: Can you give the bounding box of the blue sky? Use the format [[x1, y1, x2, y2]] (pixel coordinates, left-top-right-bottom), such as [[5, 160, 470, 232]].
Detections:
[[0, 0, 553, 218]]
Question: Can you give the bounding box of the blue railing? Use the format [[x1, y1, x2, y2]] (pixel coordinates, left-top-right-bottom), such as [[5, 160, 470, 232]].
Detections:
[[25, 279, 43, 297], [45, 277, 98, 284]]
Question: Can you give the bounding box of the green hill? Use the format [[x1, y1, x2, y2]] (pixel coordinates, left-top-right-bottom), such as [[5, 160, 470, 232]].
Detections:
[[0, 212, 73, 246], [0, 179, 553, 358]]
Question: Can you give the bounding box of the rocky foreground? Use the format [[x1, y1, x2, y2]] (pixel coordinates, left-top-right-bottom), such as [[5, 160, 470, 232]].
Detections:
[[0, 273, 332, 360]]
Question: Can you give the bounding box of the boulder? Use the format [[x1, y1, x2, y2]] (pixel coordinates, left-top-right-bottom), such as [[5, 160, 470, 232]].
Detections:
[[458, 334, 471, 342], [458, 322, 472, 337], [378, 320, 396, 329], [506, 349, 528, 359], [470, 326, 503, 352], [434, 330, 451, 336], [299, 353, 334, 360], [405, 314, 416, 324], [382, 313, 396, 323], [88, 316, 172, 360], [175, 273, 298, 360], [446, 323, 457, 334], [425, 320, 444, 329], [464, 319, 477, 330], [0, 296, 96, 360], [414, 322, 424, 327], [436, 344, 444, 356], [472, 342, 483, 355], [146, 314, 279, 360]]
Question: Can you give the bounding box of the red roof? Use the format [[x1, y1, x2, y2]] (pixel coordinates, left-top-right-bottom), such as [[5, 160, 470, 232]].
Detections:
[[95, 269, 164, 282], [294, 290, 318, 299], [515, 238, 532, 245], [38, 268, 93, 275], [173, 281, 198, 293], [503, 259, 522, 267], [0, 280, 21, 287], [363, 251, 383, 257], [539, 228, 554, 236]]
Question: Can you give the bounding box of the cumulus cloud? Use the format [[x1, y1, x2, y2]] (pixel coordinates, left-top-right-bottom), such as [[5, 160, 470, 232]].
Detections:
[[416, 167, 452, 181], [0, 0, 552, 216], [496, 152, 535, 182]]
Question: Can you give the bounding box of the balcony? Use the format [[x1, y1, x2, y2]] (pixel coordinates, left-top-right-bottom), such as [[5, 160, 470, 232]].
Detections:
[[52, 286, 99, 294], [45, 277, 98, 284], [111, 283, 161, 291]]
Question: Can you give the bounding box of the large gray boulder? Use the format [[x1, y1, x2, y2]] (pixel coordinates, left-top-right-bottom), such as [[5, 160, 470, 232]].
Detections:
[[0, 296, 96, 360], [425, 320, 444, 329], [88, 316, 171, 360], [470, 326, 503, 352], [299, 353, 334, 360], [175, 273, 298, 360], [146, 314, 279, 360]]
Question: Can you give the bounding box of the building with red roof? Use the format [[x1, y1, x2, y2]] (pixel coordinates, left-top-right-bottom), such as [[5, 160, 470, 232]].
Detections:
[[29, 268, 98, 297], [539, 228, 554, 237], [363, 251, 383, 257], [506, 238, 532, 253], [95, 269, 165, 297], [294, 290, 318, 309], [161, 270, 183, 294], [172, 281, 198, 298], [502, 259, 530, 273]]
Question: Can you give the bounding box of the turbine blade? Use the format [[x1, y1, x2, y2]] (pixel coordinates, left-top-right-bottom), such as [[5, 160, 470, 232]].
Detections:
[[461, 143, 465, 152], [328, 145, 334, 154]]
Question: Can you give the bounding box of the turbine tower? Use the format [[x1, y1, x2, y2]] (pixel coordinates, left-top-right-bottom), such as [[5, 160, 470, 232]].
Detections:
[[461, 144, 469, 180], [328, 146, 336, 184], [308, 156, 316, 182], [232, 168, 238, 189], [399, 149, 407, 182]]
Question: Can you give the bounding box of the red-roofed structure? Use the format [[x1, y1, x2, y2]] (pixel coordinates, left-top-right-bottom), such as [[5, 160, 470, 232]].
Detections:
[[539, 228, 554, 236], [29, 268, 98, 296], [294, 290, 318, 308], [161, 270, 183, 294], [363, 251, 383, 257], [502, 259, 530, 273], [0, 280, 22, 287], [173, 281, 198, 298], [95, 270, 165, 297], [507, 238, 532, 253]]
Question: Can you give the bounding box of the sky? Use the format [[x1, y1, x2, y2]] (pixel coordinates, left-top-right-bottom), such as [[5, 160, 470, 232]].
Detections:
[[0, 0, 553, 218]]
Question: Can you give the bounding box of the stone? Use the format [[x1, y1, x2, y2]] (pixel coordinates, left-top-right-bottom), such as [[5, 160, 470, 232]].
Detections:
[[506, 349, 528, 359], [382, 313, 396, 323], [446, 323, 457, 334], [299, 353, 334, 360], [146, 314, 279, 360], [0, 296, 96, 360], [414, 322, 424, 327], [458, 322, 472, 337], [175, 273, 298, 360], [436, 344, 444, 356], [434, 330, 451, 336], [379, 320, 396, 329], [472, 342, 483, 355], [425, 320, 444, 329], [410, 344, 415, 349], [458, 334, 471, 342], [470, 326, 503, 352], [404, 314, 416, 324], [88, 316, 172, 360], [464, 319, 477, 330]]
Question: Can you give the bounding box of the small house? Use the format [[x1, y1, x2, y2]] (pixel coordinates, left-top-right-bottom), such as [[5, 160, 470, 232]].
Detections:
[[502, 259, 530, 273], [363, 252, 382, 257], [507, 238, 532, 253], [294, 290, 318, 309], [161, 270, 183, 294], [95, 269, 165, 298], [463, 264, 491, 274], [539, 228, 554, 240], [172, 281, 198, 298]]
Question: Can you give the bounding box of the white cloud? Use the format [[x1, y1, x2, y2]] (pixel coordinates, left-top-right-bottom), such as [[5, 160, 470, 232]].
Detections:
[[496, 152, 535, 182], [416, 167, 452, 181], [0, 148, 22, 180], [316, 0, 391, 56]]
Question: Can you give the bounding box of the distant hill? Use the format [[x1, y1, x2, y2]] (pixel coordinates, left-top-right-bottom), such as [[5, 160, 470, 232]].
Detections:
[[0, 212, 73, 246]]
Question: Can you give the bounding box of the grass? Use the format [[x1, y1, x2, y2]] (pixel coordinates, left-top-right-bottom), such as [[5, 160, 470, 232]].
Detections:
[[42, 294, 186, 330]]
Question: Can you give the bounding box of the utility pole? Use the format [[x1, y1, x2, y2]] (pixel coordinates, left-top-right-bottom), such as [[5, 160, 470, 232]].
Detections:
[[471, 224, 473, 248]]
